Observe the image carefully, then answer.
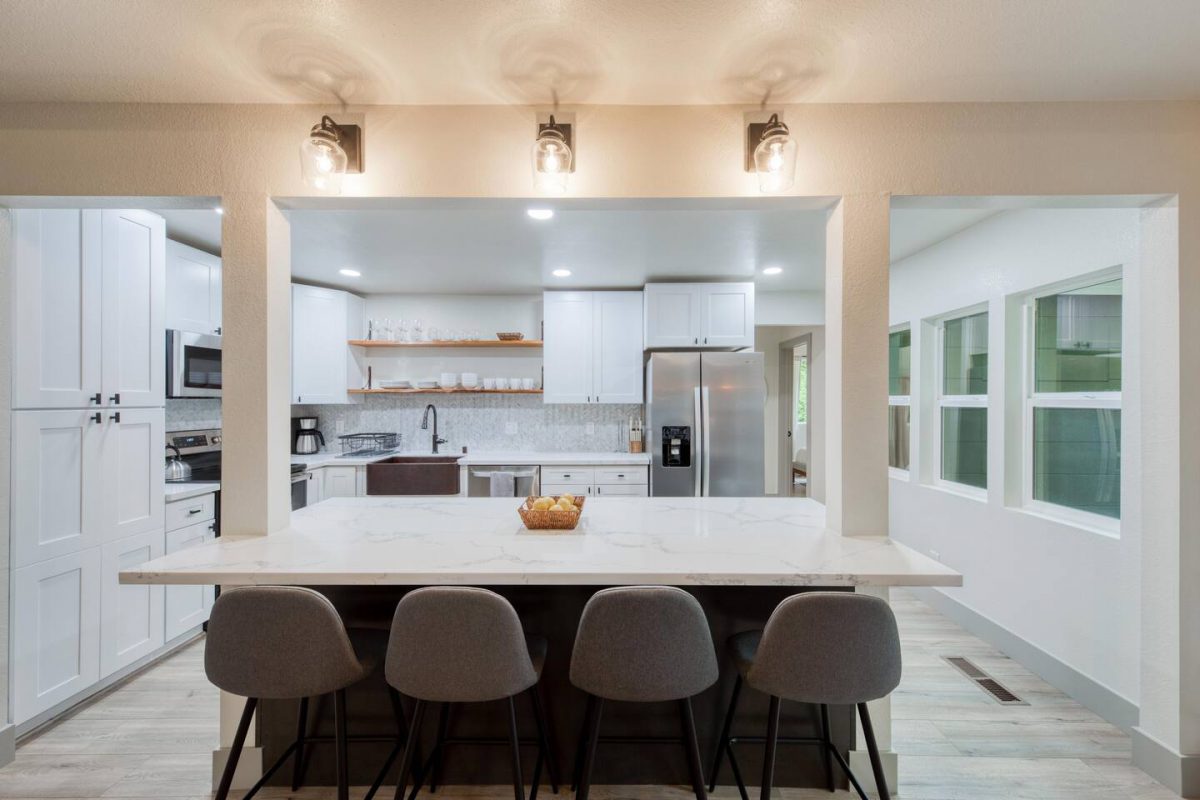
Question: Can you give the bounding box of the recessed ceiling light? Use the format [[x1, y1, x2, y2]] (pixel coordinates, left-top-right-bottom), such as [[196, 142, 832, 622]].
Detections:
[[552, 268, 572, 278], [214, 207, 224, 215], [527, 208, 554, 220], [762, 266, 783, 276], [339, 268, 362, 277]]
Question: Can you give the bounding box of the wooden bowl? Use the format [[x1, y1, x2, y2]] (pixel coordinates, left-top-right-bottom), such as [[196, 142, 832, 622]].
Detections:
[[518, 495, 585, 530]]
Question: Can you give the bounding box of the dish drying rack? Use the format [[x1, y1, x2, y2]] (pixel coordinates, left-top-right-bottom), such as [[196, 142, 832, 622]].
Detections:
[[338, 432, 401, 457]]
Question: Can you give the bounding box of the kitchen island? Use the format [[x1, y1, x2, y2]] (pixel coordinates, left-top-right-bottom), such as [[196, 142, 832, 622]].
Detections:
[[122, 497, 959, 789]]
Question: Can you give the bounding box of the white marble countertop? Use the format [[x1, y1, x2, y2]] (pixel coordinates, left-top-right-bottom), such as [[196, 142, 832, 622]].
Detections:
[[295, 451, 651, 468], [164, 481, 220, 502], [123, 496, 960, 588]]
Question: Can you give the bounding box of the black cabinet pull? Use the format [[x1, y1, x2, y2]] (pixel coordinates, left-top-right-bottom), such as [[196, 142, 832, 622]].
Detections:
[[90, 392, 102, 405], [109, 393, 121, 405], [90, 412, 102, 423], [109, 412, 121, 423]]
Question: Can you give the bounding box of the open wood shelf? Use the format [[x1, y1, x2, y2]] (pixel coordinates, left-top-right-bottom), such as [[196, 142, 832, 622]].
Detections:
[[349, 339, 543, 348], [349, 387, 543, 395]]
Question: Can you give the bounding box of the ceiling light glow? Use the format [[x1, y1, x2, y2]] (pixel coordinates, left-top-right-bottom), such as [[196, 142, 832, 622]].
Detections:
[[214, 207, 224, 215], [339, 268, 362, 277], [552, 268, 572, 278], [526, 208, 555, 220], [762, 266, 783, 275]]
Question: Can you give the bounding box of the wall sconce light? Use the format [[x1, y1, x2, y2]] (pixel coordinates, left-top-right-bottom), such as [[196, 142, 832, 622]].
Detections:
[[746, 113, 797, 193], [300, 115, 363, 193], [531, 115, 574, 194]]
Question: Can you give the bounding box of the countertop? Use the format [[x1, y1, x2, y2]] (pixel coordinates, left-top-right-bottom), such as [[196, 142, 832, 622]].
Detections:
[[164, 481, 220, 502], [122, 496, 961, 588], [295, 451, 651, 468]]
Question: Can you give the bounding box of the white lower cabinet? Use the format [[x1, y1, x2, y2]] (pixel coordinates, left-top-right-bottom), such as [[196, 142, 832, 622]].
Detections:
[[100, 531, 165, 677], [323, 465, 359, 498], [164, 519, 216, 641], [306, 469, 325, 505], [12, 549, 102, 723], [540, 464, 649, 497]]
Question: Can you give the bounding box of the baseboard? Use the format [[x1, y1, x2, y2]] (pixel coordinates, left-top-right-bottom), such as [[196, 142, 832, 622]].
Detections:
[[911, 587, 1139, 732], [1133, 727, 1200, 797], [0, 723, 14, 768]]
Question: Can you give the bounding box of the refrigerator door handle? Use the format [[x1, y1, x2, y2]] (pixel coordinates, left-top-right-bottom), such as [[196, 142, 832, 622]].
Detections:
[[693, 386, 703, 497], [702, 386, 712, 496]]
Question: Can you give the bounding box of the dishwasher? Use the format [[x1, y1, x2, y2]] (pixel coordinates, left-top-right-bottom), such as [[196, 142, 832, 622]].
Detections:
[[466, 465, 541, 497]]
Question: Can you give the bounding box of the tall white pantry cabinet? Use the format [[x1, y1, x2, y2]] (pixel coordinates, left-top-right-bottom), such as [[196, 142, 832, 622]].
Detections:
[[9, 209, 170, 726]]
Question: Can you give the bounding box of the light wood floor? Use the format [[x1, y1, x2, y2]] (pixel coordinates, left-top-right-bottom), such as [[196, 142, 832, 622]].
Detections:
[[0, 590, 1181, 799]]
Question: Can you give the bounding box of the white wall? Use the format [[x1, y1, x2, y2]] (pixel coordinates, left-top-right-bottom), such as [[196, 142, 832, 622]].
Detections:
[[0, 210, 12, 754], [757, 291, 825, 325], [889, 208, 1142, 710]]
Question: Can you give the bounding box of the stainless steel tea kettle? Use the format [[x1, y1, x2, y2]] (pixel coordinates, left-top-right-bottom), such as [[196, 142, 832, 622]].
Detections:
[[165, 444, 192, 482]]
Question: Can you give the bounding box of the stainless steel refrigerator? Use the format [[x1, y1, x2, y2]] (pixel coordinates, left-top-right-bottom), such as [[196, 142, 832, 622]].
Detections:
[[646, 351, 766, 497]]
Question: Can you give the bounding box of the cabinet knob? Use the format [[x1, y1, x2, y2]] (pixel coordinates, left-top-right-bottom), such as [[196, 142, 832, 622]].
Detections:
[[109, 412, 121, 423], [90, 412, 102, 424], [90, 392, 102, 405], [109, 393, 121, 405], [215, 327, 222, 335]]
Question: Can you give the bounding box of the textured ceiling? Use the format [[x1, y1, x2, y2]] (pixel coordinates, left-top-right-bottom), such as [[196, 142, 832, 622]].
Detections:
[[1, 0, 1198, 105]]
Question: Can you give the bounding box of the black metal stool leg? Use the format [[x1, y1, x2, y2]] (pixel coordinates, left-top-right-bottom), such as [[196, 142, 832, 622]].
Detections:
[[334, 689, 350, 800], [708, 674, 743, 791], [858, 703, 891, 800], [528, 686, 557, 795], [570, 694, 595, 792], [214, 697, 257, 800], [575, 695, 604, 800], [428, 702, 450, 792], [291, 696, 310, 791], [506, 696, 526, 800], [819, 703, 835, 792], [760, 696, 781, 800], [679, 698, 708, 800], [394, 700, 427, 800]]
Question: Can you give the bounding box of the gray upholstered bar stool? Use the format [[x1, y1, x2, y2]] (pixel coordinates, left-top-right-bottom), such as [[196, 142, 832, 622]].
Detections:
[[708, 592, 902, 800], [205, 585, 404, 800], [368, 586, 556, 800], [569, 586, 718, 800]]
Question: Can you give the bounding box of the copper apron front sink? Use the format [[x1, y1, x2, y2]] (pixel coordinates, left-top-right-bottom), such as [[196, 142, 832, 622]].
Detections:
[[366, 455, 462, 495]]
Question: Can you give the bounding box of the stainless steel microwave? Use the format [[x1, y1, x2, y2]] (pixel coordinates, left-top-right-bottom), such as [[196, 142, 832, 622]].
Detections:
[[167, 330, 222, 398]]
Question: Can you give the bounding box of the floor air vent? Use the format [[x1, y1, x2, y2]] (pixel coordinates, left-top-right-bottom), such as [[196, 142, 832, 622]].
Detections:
[[943, 656, 1027, 705]]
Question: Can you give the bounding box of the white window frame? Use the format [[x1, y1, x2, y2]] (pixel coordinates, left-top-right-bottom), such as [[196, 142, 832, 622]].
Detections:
[[1020, 267, 1123, 535], [888, 323, 912, 478], [932, 304, 989, 499]]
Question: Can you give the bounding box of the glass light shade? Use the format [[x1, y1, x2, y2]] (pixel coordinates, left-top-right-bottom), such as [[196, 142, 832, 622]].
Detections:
[[753, 130, 798, 193], [531, 133, 572, 194], [299, 135, 348, 193]]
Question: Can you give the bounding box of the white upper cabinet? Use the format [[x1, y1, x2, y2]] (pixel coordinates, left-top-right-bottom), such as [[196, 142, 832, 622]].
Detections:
[[291, 284, 363, 404], [644, 282, 755, 349], [643, 284, 699, 348], [543, 292, 594, 404], [11, 209, 104, 409], [544, 291, 643, 404], [592, 292, 645, 403], [11, 208, 165, 410], [698, 283, 755, 347], [165, 239, 222, 335], [101, 210, 166, 407]]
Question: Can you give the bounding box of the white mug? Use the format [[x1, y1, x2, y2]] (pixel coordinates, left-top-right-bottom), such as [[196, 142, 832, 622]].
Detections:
[[461, 372, 479, 388], [495, 378, 509, 390], [483, 378, 496, 390], [440, 372, 458, 388], [509, 378, 521, 389], [521, 378, 535, 390]]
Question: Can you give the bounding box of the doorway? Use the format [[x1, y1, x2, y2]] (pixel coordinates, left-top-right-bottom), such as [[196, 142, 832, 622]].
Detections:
[[779, 334, 812, 497]]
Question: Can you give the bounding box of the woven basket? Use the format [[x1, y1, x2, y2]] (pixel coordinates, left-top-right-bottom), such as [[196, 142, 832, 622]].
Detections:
[[518, 495, 585, 530], [496, 332, 525, 341]]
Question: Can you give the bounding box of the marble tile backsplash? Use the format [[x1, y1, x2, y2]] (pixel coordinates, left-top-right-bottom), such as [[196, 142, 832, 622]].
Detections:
[[295, 395, 643, 454], [166, 399, 222, 432]]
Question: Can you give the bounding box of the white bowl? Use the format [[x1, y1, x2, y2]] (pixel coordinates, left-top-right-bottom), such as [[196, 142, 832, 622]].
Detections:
[[380, 379, 411, 389], [439, 372, 458, 388], [416, 378, 439, 389], [461, 372, 479, 388]]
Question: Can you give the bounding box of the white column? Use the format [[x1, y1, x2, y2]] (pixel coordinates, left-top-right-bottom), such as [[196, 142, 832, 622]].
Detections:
[[1132, 199, 1200, 796], [824, 195, 897, 795], [824, 194, 891, 536], [212, 196, 292, 788]]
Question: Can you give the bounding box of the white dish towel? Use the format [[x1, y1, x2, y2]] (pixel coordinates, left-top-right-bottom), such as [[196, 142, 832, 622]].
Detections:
[[489, 471, 515, 497]]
